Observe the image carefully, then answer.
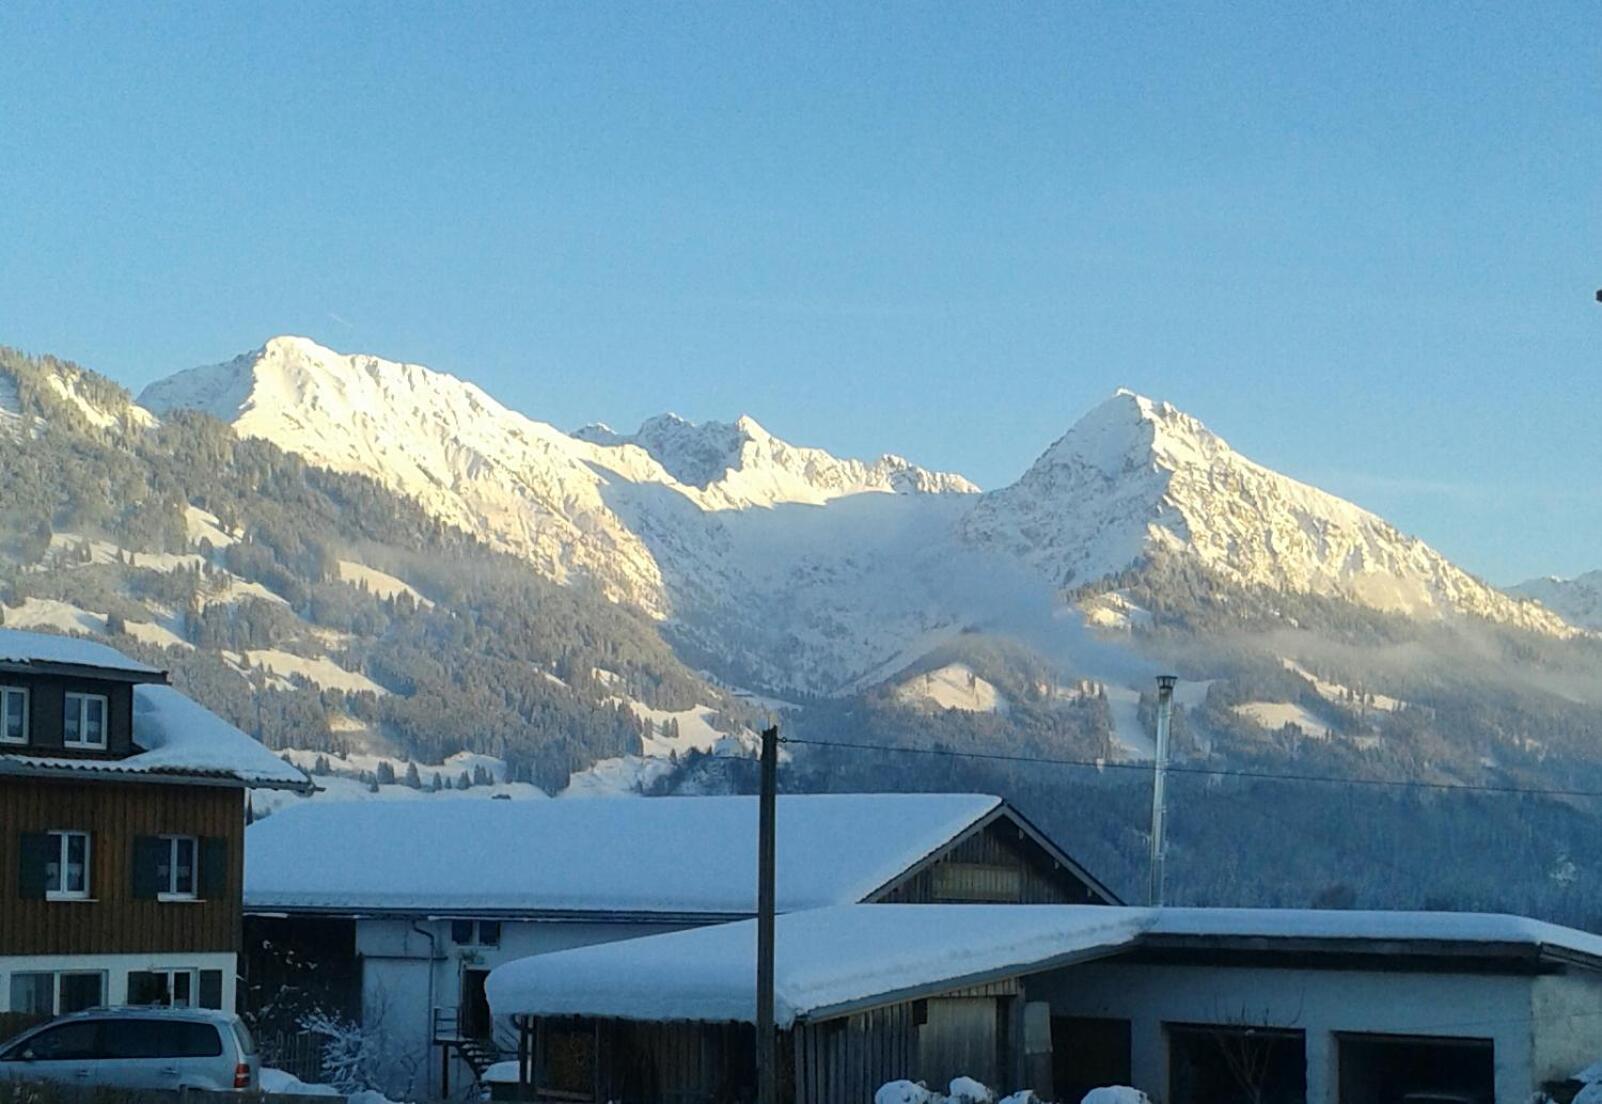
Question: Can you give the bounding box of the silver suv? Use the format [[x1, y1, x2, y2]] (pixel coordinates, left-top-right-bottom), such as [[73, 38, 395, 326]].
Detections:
[[0, 1007, 259, 1091]]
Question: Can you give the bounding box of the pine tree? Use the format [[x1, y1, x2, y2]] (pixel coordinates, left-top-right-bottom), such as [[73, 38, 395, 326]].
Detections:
[[404, 762, 421, 789]]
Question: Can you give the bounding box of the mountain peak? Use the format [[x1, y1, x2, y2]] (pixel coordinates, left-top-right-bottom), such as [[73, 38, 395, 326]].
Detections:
[[963, 391, 1571, 635], [584, 411, 977, 500], [1037, 389, 1232, 481]]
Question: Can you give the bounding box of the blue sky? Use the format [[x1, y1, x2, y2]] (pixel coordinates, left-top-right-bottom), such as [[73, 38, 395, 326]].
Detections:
[[1, 3, 1597, 584]]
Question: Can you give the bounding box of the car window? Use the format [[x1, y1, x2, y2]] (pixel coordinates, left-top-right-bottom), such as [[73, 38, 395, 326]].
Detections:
[[16, 1021, 99, 1060], [101, 1020, 223, 1059], [232, 1020, 257, 1056]]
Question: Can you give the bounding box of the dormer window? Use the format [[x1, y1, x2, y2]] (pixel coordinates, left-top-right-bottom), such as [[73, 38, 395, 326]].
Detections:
[[0, 686, 26, 744], [64, 692, 108, 749]]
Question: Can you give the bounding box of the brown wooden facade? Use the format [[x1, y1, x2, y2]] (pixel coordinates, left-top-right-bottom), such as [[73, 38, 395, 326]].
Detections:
[[0, 775, 245, 957], [872, 812, 1113, 905]]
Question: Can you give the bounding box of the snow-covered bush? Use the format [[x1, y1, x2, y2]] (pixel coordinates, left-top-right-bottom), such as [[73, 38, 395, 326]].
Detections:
[[948, 1077, 995, 1104], [876, 1081, 935, 1104], [1080, 1088, 1151, 1104]]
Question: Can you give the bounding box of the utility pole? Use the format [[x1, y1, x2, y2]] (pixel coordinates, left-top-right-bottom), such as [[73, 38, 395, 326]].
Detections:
[[756, 724, 779, 1104], [1148, 675, 1177, 907]]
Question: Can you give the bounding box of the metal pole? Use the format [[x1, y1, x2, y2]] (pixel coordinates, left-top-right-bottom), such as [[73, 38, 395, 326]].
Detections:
[[756, 724, 779, 1104], [1148, 675, 1177, 907]]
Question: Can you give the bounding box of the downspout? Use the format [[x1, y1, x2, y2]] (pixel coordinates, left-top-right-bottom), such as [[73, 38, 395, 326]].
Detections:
[[411, 920, 440, 1094]]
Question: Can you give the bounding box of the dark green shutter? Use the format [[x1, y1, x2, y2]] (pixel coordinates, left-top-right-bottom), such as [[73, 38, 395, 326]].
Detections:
[[199, 970, 224, 1011], [131, 836, 164, 899], [17, 832, 49, 899], [199, 837, 228, 899]]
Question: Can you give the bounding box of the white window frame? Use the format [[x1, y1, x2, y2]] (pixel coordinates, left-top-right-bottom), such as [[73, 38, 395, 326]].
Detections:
[[129, 967, 198, 1008], [10, 970, 108, 1015], [157, 834, 199, 901], [0, 685, 27, 745], [63, 692, 108, 750], [45, 829, 92, 900]]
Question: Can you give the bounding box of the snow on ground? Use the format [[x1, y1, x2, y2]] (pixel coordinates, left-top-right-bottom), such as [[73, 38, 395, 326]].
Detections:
[[559, 754, 678, 797], [631, 702, 743, 756], [42, 532, 207, 574], [259, 1069, 339, 1096], [260, 1068, 404, 1104], [185, 505, 238, 548], [337, 559, 432, 607], [1079, 590, 1153, 632], [122, 617, 192, 651], [204, 576, 289, 607], [1233, 700, 1330, 735], [281, 747, 507, 783], [46, 372, 155, 430], [1281, 658, 1405, 713], [2, 597, 104, 637], [251, 773, 548, 817], [242, 649, 388, 695], [893, 663, 1008, 714], [1102, 685, 1154, 759]]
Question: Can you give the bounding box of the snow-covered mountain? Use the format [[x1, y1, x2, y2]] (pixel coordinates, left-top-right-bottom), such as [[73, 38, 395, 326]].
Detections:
[[577, 413, 978, 503], [1513, 572, 1602, 632], [139, 338, 1574, 695], [139, 337, 972, 619], [962, 390, 1569, 635]]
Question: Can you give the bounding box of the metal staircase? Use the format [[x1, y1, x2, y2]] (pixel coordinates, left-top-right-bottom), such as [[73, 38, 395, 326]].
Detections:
[[434, 1005, 508, 1089]]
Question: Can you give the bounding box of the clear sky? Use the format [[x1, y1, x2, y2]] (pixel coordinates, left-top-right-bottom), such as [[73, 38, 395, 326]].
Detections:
[[1, 3, 1596, 584]]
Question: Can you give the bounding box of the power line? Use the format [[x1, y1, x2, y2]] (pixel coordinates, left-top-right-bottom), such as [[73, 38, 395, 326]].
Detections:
[[781, 735, 1602, 801]]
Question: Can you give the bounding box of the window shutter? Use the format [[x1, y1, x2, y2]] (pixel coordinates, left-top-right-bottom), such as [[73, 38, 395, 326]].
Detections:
[[131, 836, 164, 899], [199, 970, 224, 1011], [17, 832, 49, 899], [199, 836, 228, 899]]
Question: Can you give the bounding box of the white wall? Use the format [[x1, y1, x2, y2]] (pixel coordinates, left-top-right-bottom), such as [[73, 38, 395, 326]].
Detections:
[[1030, 960, 1539, 1103], [355, 916, 692, 1099], [1530, 972, 1602, 1089], [0, 952, 237, 1013]]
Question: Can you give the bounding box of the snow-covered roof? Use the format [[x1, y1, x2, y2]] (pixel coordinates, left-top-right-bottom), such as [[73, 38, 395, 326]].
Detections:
[[0, 627, 164, 675], [487, 904, 1602, 1027], [1143, 906, 1602, 958], [246, 794, 1003, 916], [487, 905, 1148, 1028], [0, 684, 312, 791]]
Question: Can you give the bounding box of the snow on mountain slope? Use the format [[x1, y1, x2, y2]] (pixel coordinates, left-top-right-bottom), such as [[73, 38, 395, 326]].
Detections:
[[140, 337, 973, 619], [577, 413, 977, 505], [1513, 572, 1602, 631], [138, 341, 1574, 697], [962, 390, 1571, 635]]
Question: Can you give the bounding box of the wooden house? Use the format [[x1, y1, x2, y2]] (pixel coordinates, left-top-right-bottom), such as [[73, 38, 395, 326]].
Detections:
[[0, 629, 311, 1040]]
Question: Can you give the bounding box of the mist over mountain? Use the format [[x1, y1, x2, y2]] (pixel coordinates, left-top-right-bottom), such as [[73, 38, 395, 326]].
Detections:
[[7, 335, 1602, 919]]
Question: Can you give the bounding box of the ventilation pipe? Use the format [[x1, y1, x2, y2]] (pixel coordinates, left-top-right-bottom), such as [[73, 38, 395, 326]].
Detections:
[[1148, 674, 1178, 907]]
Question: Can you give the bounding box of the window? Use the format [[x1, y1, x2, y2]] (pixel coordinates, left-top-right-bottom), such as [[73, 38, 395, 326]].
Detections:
[[8, 973, 54, 1016], [63, 692, 108, 749], [102, 1020, 223, 1059], [6, 1021, 99, 1061], [126, 969, 224, 1010], [451, 919, 500, 946], [58, 973, 105, 1014], [157, 835, 198, 899], [45, 830, 91, 899], [8, 971, 106, 1016], [0, 686, 26, 744]]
